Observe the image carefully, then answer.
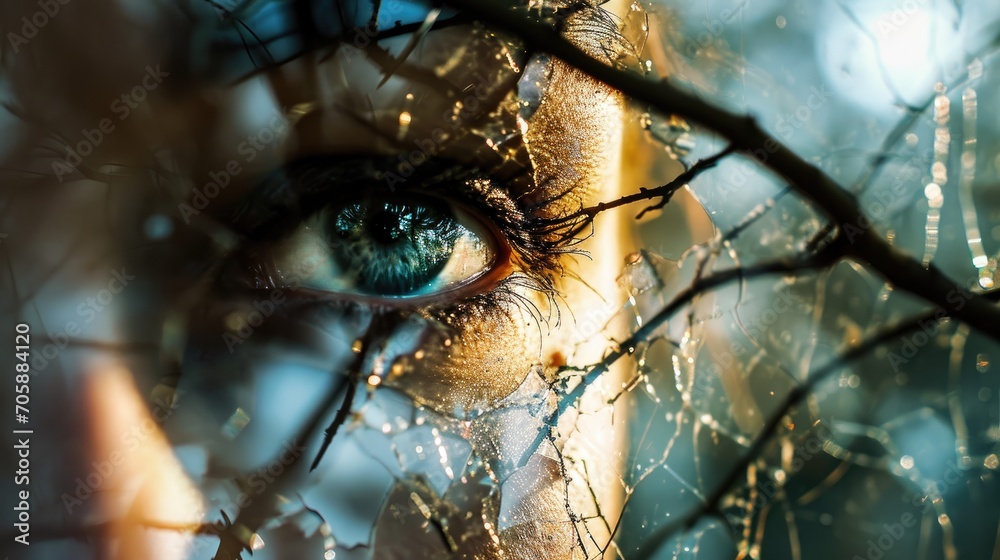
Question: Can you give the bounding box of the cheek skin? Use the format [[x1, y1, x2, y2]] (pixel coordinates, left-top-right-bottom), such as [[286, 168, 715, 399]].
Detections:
[[387, 58, 630, 558], [524, 62, 631, 558], [385, 295, 544, 413]]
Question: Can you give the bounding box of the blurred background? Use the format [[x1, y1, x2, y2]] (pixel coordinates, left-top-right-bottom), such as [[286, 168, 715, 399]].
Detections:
[[617, 0, 1000, 558]]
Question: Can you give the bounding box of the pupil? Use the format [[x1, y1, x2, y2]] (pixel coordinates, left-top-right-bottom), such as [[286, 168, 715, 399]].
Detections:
[[368, 210, 402, 244]]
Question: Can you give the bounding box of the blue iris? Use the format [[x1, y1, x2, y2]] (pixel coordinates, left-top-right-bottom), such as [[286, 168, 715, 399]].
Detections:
[[327, 198, 460, 295]]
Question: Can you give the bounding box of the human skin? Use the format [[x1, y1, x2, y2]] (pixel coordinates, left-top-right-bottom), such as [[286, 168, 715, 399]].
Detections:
[[0, 0, 634, 558]]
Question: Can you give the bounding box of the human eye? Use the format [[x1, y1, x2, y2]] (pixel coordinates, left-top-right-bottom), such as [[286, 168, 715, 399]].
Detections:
[[220, 156, 511, 304], [311, 192, 496, 297]]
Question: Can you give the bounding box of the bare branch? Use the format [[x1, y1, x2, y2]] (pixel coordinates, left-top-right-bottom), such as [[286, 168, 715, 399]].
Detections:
[[442, 0, 1000, 345], [310, 374, 359, 471]]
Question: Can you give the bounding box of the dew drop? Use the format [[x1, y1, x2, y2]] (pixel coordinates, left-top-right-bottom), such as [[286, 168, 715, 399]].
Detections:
[[250, 533, 265, 551], [968, 58, 984, 80], [221, 407, 251, 439], [985, 454, 999, 469], [976, 353, 990, 372]]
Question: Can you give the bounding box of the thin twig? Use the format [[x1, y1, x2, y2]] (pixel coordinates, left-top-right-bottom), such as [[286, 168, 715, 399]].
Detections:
[[310, 374, 358, 471], [212, 347, 367, 560], [555, 145, 735, 223]]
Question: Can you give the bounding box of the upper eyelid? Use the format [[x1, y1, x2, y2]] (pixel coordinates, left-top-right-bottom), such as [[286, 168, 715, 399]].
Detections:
[[226, 155, 526, 243]]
